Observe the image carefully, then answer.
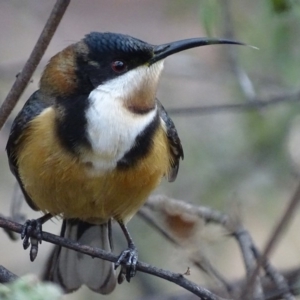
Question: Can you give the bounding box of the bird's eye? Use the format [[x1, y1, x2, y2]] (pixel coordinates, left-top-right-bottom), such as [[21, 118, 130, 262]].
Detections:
[[111, 60, 127, 73]]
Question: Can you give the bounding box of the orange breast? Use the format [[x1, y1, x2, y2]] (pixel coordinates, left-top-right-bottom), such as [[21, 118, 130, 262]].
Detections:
[[16, 107, 170, 223]]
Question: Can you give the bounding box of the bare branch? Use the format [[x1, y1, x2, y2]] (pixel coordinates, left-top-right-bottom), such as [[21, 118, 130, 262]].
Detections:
[[265, 268, 300, 300], [167, 89, 300, 116], [146, 196, 292, 299], [242, 181, 300, 298], [0, 216, 227, 300], [233, 228, 264, 299], [137, 267, 300, 300], [146, 196, 263, 297], [0, 0, 70, 131], [146, 195, 230, 226], [0, 265, 18, 283], [252, 246, 294, 300], [220, 0, 256, 101], [138, 207, 233, 297], [0, 197, 297, 299]]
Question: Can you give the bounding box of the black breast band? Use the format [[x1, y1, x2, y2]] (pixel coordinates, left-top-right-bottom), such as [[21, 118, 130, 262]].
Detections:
[[117, 111, 160, 169]]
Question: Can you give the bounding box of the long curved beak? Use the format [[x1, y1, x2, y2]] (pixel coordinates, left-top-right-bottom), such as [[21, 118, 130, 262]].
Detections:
[[149, 37, 247, 65]]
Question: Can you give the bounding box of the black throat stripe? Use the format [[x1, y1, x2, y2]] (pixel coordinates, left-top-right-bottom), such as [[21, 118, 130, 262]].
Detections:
[[55, 94, 91, 155], [117, 111, 160, 169]]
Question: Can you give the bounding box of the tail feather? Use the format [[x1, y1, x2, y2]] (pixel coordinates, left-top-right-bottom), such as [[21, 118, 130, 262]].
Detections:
[[43, 220, 116, 294]]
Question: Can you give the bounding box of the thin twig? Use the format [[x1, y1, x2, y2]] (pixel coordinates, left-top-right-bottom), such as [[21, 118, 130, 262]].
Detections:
[[146, 195, 230, 226], [138, 207, 177, 245], [233, 227, 293, 299], [0, 265, 18, 283], [145, 196, 261, 297], [264, 268, 300, 300], [0, 216, 228, 300], [0, 0, 70, 131], [0, 214, 20, 241], [252, 246, 294, 300], [233, 227, 264, 299], [146, 196, 294, 299], [220, 0, 256, 101], [3, 182, 27, 241], [137, 267, 300, 300], [167, 89, 300, 116], [138, 207, 233, 297], [242, 181, 300, 298]]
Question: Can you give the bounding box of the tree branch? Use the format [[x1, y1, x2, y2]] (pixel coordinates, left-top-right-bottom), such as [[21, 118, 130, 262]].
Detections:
[[137, 267, 300, 300], [0, 0, 70, 131], [145, 196, 293, 299], [0, 265, 18, 283], [0, 216, 227, 300], [167, 89, 300, 116], [243, 181, 300, 298], [138, 207, 233, 297], [220, 0, 256, 102]]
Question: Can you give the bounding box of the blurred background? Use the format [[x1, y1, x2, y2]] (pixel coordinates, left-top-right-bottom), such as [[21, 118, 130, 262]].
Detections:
[[1, 0, 300, 299]]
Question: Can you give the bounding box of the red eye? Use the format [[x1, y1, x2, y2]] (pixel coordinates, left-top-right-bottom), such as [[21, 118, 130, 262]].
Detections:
[[111, 60, 127, 73]]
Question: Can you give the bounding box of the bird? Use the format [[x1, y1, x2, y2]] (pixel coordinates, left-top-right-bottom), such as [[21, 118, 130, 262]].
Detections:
[[6, 32, 243, 294]]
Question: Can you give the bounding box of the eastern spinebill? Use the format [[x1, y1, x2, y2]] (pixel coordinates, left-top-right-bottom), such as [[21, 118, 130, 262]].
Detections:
[[6, 32, 244, 294]]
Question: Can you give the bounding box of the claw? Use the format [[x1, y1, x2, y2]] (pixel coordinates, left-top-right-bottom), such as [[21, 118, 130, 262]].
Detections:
[[21, 220, 29, 240], [21, 218, 45, 261], [116, 220, 139, 282], [20, 214, 52, 261], [115, 245, 138, 282], [29, 237, 39, 261]]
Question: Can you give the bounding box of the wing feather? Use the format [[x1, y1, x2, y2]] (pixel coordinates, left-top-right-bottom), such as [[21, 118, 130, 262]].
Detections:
[[157, 100, 183, 182], [6, 91, 53, 210]]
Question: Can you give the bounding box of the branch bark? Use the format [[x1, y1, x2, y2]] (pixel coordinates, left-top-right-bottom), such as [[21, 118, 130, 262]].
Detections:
[[0, 265, 18, 283], [167, 89, 300, 116], [0, 216, 227, 300], [242, 181, 300, 298], [145, 196, 293, 299], [0, 0, 70, 130], [137, 267, 300, 300]]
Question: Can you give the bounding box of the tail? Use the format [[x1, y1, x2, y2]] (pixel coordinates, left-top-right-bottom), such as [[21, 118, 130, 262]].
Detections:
[[43, 220, 116, 294]]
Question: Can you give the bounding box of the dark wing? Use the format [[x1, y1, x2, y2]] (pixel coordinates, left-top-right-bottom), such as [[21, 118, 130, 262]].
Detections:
[[6, 90, 53, 210], [157, 99, 184, 182]]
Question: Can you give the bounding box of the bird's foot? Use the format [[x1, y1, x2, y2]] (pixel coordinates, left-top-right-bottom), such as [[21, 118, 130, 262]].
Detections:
[[21, 219, 43, 261], [115, 244, 138, 283]]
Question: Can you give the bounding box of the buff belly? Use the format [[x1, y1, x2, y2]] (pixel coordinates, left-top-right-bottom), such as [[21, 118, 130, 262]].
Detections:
[[16, 108, 170, 223]]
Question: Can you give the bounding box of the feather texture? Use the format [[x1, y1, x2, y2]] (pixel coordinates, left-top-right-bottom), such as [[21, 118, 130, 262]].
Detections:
[[43, 220, 116, 294]]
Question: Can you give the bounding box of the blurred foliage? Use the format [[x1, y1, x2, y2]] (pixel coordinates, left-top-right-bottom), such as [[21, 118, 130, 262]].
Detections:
[[165, 0, 300, 212], [198, 0, 220, 37], [226, 1, 300, 175], [271, 0, 293, 13], [0, 275, 62, 300]]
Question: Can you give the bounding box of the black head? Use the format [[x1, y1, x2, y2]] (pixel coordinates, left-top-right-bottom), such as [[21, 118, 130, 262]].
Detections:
[[76, 31, 246, 89], [40, 32, 246, 98], [41, 32, 246, 154], [84, 32, 153, 68], [77, 32, 154, 88]]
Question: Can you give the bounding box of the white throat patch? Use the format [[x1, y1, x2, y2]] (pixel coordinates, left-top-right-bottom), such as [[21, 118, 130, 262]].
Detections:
[[83, 62, 164, 172]]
